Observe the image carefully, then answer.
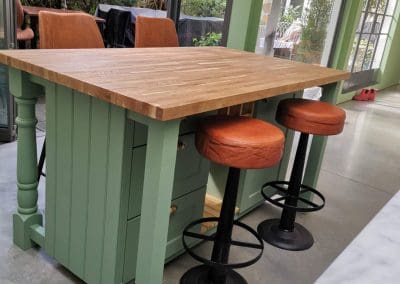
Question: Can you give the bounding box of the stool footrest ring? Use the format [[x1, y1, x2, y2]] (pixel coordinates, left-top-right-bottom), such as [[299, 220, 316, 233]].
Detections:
[[182, 217, 264, 270], [261, 181, 325, 212]]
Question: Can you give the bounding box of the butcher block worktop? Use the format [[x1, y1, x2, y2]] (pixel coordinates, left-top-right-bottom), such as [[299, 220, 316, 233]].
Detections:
[[0, 47, 349, 121]]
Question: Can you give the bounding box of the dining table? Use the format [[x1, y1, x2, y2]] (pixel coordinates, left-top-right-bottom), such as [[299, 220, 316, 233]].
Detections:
[[0, 47, 349, 284]]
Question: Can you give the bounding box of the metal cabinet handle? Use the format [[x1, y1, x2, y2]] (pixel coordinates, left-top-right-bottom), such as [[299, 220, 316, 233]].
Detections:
[[170, 205, 178, 216]]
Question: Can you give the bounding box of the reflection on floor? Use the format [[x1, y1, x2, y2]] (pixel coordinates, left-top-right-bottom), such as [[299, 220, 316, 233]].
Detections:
[[0, 86, 399, 283]]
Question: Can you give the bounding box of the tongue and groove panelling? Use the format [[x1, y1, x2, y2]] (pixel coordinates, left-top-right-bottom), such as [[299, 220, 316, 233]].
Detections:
[[45, 83, 132, 283]]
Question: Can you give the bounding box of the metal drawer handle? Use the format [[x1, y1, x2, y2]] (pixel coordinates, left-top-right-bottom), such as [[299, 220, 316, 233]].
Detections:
[[177, 140, 186, 151], [170, 205, 178, 216]]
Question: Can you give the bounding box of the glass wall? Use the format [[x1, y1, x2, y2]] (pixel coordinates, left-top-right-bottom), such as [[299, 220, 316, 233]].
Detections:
[[0, 1, 7, 128], [344, 0, 397, 92], [179, 0, 228, 46], [348, 0, 396, 72], [94, 0, 229, 47], [0, 0, 16, 142], [256, 0, 340, 66], [255, 0, 342, 100]]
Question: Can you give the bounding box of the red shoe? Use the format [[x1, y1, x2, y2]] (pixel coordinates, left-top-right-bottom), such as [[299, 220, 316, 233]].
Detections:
[[353, 89, 370, 101], [368, 89, 376, 100]]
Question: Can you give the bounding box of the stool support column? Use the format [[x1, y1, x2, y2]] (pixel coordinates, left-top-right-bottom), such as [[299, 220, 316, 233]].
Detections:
[[279, 132, 309, 231], [208, 167, 241, 283]]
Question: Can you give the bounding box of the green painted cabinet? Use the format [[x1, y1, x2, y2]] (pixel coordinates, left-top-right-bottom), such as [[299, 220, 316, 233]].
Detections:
[[44, 85, 210, 284], [123, 187, 206, 282], [128, 133, 210, 219]]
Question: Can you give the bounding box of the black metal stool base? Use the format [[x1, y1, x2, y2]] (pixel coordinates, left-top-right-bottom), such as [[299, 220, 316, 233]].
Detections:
[[180, 265, 247, 284], [257, 218, 313, 251], [183, 218, 264, 269]]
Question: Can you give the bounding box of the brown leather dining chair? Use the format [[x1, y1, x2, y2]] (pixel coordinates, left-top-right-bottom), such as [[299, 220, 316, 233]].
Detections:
[[134, 15, 179, 47], [16, 0, 34, 45], [36, 11, 104, 181], [39, 11, 104, 48]]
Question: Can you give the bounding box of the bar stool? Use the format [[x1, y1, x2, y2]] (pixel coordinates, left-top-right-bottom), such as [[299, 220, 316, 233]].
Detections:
[[181, 115, 285, 284], [257, 98, 346, 251]]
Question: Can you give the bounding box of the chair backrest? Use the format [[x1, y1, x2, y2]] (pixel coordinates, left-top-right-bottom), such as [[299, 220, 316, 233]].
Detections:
[[15, 0, 24, 29], [39, 11, 104, 49], [134, 16, 179, 48], [105, 8, 134, 48]]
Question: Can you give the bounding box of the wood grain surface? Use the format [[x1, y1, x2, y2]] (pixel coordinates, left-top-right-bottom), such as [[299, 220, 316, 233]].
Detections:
[[0, 47, 349, 121]]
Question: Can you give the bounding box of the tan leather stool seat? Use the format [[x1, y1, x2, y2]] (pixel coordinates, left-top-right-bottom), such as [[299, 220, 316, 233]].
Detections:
[[276, 98, 346, 136], [195, 115, 285, 169]]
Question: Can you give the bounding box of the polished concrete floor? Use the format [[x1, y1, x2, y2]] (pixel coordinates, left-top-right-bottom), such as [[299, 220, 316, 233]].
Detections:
[[0, 86, 399, 283]]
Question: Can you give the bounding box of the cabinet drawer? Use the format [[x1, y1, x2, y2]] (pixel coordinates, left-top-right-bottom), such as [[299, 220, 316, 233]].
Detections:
[[123, 187, 206, 283], [128, 133, 210, 219]]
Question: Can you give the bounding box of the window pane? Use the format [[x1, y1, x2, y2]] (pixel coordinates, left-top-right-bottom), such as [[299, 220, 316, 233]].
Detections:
[[386, 0, 397, 15], [362, 0, 369, 11], [373, 35, 387, 68], [381, 16, 392, 33], [368, 0, 378, 12], [364, 13, 376, 33], [348, 33, 360, 71], [376, 0, 388, 14], [363, 35, 377, 70], [0, 3, 9, 127], [353, 35, 369, 72], [258, 0, 336, 65], [180, 0, 227, 46], [357, 12, 366, 32], [375, 15, 384, 33]]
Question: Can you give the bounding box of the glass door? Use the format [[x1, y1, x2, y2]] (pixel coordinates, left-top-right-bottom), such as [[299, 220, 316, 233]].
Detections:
[[256, 0, 342, 66], [344, 0, 397, 92], [0, 0, 16, 142], [256, 0, 343, 100]]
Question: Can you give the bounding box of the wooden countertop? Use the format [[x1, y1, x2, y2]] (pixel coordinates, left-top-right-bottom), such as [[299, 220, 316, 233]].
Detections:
[[23, 6, 106, 23], [0, 47, 349, 121]]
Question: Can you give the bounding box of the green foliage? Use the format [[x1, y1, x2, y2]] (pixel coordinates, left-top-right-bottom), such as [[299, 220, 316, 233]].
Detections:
[[280, 5, 301, 25], [295, 0, 333, 64], [366, 0, 387, 12], [193, 32, 222, 46], [181, 0, 226, 18]]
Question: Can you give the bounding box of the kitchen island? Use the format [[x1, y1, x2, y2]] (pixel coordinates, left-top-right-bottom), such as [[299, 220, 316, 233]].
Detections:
[[0, 47, 349, 284]]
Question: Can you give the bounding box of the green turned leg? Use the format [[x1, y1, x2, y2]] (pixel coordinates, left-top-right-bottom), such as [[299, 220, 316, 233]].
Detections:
[[135, 118, 180, 284], [9, 69, 43, 249], [303, 82, 342, 191]]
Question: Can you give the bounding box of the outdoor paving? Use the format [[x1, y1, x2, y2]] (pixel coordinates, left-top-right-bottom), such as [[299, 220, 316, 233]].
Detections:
[[0, 86, 399, 283]]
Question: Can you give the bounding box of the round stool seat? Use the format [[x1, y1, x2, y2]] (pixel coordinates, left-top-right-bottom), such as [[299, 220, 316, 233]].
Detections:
[[276, 98, 346, 136], [195, 115, 284, 169]]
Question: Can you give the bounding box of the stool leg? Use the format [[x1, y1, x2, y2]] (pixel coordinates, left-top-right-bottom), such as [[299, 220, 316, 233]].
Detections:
[[258, 132, 314, 251], [37, 138, 46, 182], [279, 133, 308, 231], [208, 167, 240, 283], [181, 167, 247, 284]]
